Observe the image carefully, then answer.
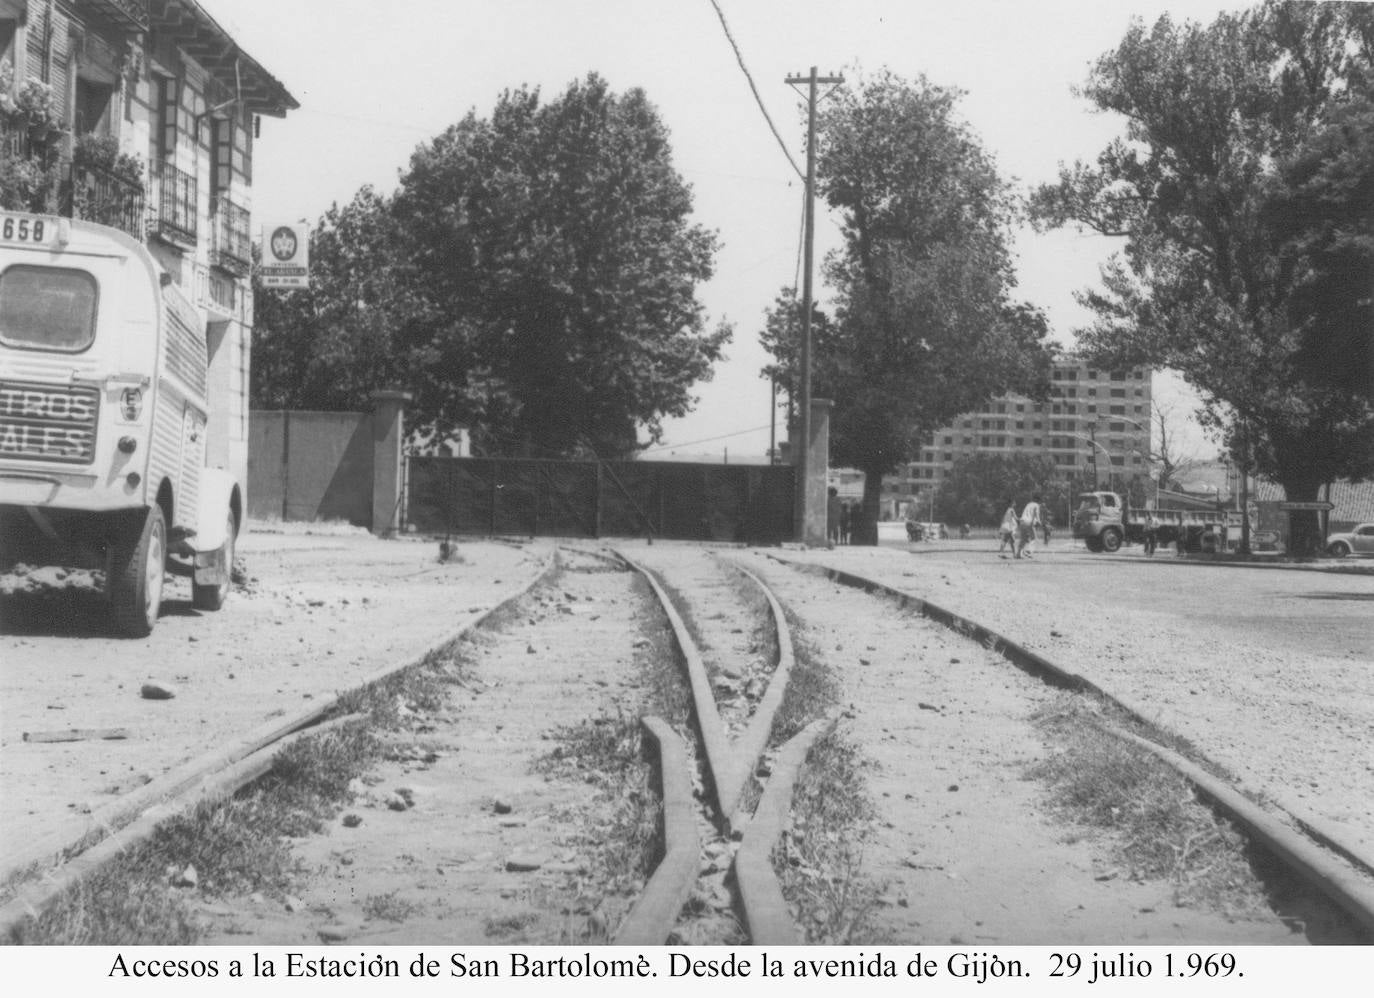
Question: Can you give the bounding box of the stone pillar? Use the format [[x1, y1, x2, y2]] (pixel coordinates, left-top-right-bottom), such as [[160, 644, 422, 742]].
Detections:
[[370, 389, 412, 536], [799, 397, 832, 546]]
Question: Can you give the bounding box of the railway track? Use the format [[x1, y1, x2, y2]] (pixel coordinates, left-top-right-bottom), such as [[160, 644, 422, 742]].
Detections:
[[5, 541, 1373, 947]]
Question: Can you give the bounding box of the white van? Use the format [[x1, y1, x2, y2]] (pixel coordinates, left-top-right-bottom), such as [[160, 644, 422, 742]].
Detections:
[[0, 214, 240, 635]]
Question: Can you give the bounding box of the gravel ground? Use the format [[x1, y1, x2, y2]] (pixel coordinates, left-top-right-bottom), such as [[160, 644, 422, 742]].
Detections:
[[0, 529, 550, 869], [193, 549, 655, 945], [733, 550, 1301, 944], [773, 540, 1374, 868]]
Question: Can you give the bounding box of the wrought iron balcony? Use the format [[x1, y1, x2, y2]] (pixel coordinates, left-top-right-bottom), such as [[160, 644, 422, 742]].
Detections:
[[150, 159, 197, 246], [85, 0, 151, 32], [210, 195, 251, 276], [68, 161, 145, 240]]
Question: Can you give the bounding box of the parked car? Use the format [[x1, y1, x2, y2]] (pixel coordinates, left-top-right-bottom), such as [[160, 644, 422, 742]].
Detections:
[[1325, 523, 1374, 557], [907, 521, 948, 541]]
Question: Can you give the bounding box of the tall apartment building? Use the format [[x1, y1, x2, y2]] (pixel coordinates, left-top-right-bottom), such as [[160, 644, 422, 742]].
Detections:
[[0, 0, 296, 486], [887, 356, 1153, 501]]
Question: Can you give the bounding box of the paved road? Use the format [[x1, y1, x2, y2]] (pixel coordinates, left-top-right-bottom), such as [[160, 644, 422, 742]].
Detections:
[[883, 533, 1373, 661], [783, 534, 1374, 864]]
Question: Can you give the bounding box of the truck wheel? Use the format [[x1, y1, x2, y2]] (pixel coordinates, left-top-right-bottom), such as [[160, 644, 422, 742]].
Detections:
[[192, 508, 238, 611], [1101, 528, 1123, 553], [1084, 535, 1104, 553], [110, 506, 166, 638]]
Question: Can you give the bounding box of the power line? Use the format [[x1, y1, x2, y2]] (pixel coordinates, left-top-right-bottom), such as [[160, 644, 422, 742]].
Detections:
[[704, 0, 804, 181], [640, 423, 775, 455]]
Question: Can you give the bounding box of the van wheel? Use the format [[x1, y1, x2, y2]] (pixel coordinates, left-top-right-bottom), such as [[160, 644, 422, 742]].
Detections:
[[110, 506, 166, 638], [1101, 528, 1123, 553], [192, 508, 237, 611]]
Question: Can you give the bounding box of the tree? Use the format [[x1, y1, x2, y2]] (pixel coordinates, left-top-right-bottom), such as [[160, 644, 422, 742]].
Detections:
[[252, 187, 426, 412], [935, 453, 1063, 527], [1149, 397, 1204, 493], [794, 70, 1054, 543], [394, 73, 729, 457], [252, 74, 729, 459], [1032, 2, 1374, 554]]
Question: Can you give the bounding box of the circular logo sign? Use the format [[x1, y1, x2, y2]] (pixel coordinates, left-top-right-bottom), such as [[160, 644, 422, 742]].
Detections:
[[269, 226, 299, 262]]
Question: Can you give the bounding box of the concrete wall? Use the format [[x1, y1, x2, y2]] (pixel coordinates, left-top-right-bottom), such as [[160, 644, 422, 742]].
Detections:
[[249, 393, 410, 532]]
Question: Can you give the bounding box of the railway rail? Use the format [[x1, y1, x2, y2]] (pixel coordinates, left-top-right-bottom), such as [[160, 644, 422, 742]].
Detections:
[[4, 540, 1373, 946]]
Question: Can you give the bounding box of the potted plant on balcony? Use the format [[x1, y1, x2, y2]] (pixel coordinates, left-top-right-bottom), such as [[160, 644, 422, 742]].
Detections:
[[0, 62, 63, 212], [73, 132, 144, 182], [70, 132, 145, 234]]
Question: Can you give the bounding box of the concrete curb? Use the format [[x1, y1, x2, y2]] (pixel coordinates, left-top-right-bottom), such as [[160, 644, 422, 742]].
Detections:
[[613, 716, 700, 946], [613, 549, 737, 819], [733, 716, 836, 946], [720, 558, 797, 830], [768, 553, 1374, 938], [0, 549, 559, 926], [1104, 725, 1374, 939]]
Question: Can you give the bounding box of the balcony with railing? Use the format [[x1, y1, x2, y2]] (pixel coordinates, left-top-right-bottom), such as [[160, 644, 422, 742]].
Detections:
[[210, 195, 251, 276], [85, 0, 151, 32], [68, 161, 145, 240], [150, 159, 197, 247]]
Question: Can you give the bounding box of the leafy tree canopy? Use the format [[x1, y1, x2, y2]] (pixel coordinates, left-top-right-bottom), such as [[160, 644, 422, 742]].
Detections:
[[253, 74, 729, 459], [1031, 1, 1374, 551], [763, 70, 1054, 541]]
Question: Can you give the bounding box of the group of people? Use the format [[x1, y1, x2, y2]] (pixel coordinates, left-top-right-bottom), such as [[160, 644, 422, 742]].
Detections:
[[826, 486, 865, 545], [998, 495, 1050, 559]]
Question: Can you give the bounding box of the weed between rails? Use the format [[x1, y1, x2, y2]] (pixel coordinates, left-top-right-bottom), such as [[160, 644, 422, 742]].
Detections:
[[1029, 693, 1271, 916], [10, 644, 471, 945], [519, 569, 685, 944], [765, 610, 883, 943]]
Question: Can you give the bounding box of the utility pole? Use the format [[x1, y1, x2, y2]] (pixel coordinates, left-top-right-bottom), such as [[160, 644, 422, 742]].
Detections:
[[785, 67, 843, 543]]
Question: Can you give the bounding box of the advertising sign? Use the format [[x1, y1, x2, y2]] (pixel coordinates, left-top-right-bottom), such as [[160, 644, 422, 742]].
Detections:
[[260, 222, 309, 289]]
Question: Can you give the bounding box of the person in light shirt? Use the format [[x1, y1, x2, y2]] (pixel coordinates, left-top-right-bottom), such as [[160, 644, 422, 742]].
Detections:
[[1017, 495, 1043, 559], [998, 501, 1018, 557]]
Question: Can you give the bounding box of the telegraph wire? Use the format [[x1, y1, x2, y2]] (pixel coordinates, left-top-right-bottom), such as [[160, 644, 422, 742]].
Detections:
[[704, 0, 805, 181]]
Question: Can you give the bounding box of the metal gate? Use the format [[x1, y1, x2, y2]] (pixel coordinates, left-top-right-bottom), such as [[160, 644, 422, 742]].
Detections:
[[404, 456, 795, 544]]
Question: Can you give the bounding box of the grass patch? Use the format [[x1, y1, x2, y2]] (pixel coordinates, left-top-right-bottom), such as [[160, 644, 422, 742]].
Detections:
[[776, 733, 886, 944], [770, 610, 841, 742], [1029, 693, 1271, 915], [361, 890, 421, 923], [533, 713, 658, 941], [11, 644, 475, 944], [628, 573, 693, 728], [722, 564, 779, 675]]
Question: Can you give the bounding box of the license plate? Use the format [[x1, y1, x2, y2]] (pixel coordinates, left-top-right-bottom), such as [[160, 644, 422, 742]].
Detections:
[[0, 214, 56, 246]]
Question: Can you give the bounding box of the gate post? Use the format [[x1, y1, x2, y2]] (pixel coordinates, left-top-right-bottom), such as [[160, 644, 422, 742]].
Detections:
[[370, 389, 412, 536], [798, 397, 832, 546]]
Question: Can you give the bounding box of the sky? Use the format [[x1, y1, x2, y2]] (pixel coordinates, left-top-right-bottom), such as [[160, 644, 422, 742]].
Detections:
[[208, 0, 1242, 464]]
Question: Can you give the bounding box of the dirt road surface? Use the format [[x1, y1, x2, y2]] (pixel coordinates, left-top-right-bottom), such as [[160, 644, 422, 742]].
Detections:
[[0, 528, 550, 863], [776, 540, 1374, 864]]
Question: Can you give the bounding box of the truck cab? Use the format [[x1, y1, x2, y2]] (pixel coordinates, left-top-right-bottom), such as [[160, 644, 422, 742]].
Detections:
[[1073, 491, 1127, 552], [0, 214, 240, 636]]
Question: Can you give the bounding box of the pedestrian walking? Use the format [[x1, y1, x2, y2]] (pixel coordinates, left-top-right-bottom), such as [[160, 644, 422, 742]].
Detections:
[[839, 502, 852, 545], [1143, 511, 1158, 556], [1040, 512, 1053, 546], [1018, 494, 1043, 559], [998, 501, 1018, 557], [827, 487, 841, 547]]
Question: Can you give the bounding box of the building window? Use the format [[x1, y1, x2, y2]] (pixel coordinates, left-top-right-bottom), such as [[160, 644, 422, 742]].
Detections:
[[74, 78, 114, 135], [1110, 370, 1126, 381], [1110, 405, 1125, 415]]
